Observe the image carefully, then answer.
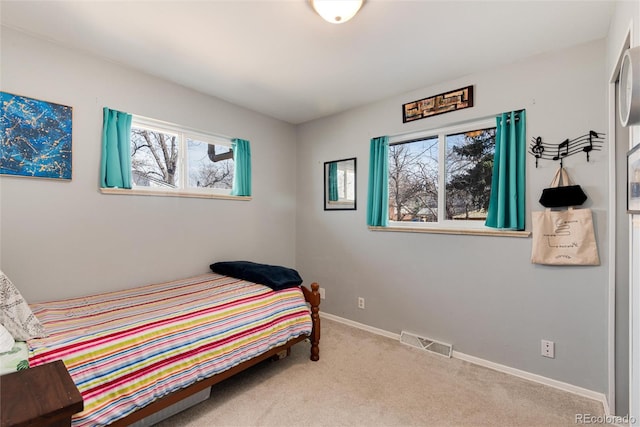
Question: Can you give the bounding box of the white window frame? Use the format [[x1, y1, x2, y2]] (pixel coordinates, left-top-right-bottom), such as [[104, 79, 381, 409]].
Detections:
[[388, 117, 498, 231], [130, 115, 236, 197], [338, 166, 356, 202]]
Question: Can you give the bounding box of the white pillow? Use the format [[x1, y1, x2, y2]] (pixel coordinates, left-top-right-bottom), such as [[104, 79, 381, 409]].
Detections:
[[0, 270, 47, 340], [0, 323, 15, 353]]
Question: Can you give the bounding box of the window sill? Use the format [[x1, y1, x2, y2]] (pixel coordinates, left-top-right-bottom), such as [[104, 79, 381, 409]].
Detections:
[[368, 225, 530, 238], [100, 187, 251, 201]]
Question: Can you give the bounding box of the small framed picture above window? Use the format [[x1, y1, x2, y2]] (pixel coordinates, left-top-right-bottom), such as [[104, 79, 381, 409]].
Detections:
[[402, 86, 474, 123], [628, 143, 640, 214]]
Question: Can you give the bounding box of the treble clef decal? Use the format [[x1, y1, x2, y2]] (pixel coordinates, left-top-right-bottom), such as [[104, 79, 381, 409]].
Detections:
[[531, 137, 544, 167]]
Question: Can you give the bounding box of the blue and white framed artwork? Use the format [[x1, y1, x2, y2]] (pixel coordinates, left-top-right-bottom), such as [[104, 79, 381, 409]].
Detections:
[[1, 92, 72, 180]]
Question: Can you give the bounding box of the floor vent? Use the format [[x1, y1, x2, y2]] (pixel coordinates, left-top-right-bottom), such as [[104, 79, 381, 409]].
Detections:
[[400, 331, 452, 358]]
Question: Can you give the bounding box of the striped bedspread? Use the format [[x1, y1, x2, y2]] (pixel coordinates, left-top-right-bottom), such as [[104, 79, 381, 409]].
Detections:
[[28, 273, 312, 427]]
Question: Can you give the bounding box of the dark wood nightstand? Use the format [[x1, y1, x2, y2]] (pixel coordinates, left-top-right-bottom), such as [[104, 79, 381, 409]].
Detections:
[[0, 359, 83, 427]]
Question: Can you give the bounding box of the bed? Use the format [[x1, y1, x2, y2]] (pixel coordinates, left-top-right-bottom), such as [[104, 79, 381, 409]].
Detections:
[[4, 268, 320, 427]]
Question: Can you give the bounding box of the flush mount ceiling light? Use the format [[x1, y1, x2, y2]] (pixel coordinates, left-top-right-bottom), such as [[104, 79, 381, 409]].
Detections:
[[310, 0, 364, 24]]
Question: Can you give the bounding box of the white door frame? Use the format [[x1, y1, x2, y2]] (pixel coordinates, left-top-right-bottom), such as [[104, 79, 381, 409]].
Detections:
[[607, 67, 617, 416], [632, 211, 639, 425], [608, 22, 634, 419], [632, 9, 640, 424]]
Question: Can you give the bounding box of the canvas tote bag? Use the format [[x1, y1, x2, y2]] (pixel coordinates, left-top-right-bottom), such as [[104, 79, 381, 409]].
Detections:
[[531, 208, 600, 265]]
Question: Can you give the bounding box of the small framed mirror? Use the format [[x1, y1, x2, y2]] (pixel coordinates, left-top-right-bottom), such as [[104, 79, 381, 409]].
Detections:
[[324, 157, 356, 210]]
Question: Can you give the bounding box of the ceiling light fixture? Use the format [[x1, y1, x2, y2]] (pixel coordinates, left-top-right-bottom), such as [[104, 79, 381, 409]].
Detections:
[[310, 0, 364, 24]]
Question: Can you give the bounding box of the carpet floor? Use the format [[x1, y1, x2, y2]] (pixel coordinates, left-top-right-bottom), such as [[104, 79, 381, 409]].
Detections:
[[157, 318, 606, 426]]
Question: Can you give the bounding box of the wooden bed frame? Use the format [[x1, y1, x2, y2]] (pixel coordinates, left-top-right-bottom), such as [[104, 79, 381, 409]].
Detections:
[[108, 283, 321, 427]]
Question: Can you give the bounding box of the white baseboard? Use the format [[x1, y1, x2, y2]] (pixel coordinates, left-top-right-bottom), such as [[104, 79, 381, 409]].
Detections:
[[451, 351, 609, 412], [322, 312, 610, 416], [321, 312, 401, 340]]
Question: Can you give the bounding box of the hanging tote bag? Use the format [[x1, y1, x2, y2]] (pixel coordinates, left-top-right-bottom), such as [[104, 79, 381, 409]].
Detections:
[[538, 167, 587, 208], [530, 208, 600, 265]]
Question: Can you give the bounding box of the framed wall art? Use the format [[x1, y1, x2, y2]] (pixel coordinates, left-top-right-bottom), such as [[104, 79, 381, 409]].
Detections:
[[628, 143, 640, 213], [1, 92, 72, 180], [324, 157, 356, 211], [403, 85, 473, 123]]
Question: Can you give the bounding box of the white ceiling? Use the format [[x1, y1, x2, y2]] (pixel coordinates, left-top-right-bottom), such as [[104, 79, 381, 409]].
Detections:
[[0, 0, 615, 125]]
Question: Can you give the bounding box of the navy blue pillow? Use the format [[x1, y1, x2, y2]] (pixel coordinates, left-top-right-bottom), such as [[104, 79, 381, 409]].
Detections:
[[209, 261, 303, 291]]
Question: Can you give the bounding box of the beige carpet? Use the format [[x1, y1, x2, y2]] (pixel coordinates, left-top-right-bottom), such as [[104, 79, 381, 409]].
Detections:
[[157, 319, 606, 426]]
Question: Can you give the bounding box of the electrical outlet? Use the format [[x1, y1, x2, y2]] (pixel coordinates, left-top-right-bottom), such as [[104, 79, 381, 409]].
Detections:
[[541, 339, 555, 358], [358, 297, 365, 309], [319, 287, 326, 300]]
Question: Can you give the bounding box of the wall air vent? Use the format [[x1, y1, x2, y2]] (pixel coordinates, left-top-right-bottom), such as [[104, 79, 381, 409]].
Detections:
[[400, 331, 452, 358]]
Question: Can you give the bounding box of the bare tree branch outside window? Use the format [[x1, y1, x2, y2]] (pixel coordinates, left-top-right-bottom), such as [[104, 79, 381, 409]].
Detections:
[[187, 139, 233, 190], [388, 137, 438, 222], [131, 128, 179, 188], [130, 126, 234, 191], [388, 128, 495, 223]]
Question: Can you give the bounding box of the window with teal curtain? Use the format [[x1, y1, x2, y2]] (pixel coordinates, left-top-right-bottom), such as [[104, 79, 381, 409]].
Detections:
[[231, 138, 251, 196], [367, 136, 389, 227], [485, 110, 526, 230], [328, 162, 339, 201], [100, 108, 132, 189]]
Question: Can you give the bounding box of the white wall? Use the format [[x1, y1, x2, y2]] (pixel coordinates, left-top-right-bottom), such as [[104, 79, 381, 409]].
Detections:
[[296, 40, 609, 393], [0, 27, 298, 302]]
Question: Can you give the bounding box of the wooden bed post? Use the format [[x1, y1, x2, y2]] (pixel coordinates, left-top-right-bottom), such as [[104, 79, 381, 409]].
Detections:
[[302, 283, 321, 361]]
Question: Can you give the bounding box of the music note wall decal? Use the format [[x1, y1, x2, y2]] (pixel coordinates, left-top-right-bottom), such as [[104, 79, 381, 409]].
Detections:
[[528, 131, 605, 168], [582, 130, 597, 161], [552, 139, 569, 161]]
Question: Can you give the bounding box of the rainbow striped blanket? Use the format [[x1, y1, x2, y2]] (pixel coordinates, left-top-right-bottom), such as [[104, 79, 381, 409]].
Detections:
[[28, 273, 312, 427]]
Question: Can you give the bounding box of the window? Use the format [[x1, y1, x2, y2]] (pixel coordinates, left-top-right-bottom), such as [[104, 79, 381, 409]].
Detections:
[[388, 120, 496, 227], [130, 117, 234, 195], [337, 163, 356, 202]]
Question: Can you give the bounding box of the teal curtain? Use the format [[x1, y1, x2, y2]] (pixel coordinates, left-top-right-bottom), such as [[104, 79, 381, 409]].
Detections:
[[367, 136, 389, 227], [231, 138, 252, 196], [328, 162, 339, 201], [100, 108, 132, 189], [485, 110, 526, 230]]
